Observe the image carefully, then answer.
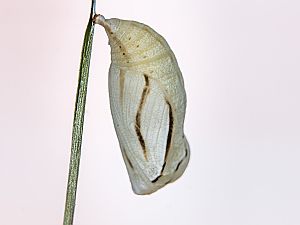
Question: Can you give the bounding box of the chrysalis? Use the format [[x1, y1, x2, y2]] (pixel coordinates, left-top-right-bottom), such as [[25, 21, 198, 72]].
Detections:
[[94, 15, 190, 195]]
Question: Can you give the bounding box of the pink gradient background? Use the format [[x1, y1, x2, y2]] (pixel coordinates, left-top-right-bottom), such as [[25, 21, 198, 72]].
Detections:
[[1, 0, 300, 224]]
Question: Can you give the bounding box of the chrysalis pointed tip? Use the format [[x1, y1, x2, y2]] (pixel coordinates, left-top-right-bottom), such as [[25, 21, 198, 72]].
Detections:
[[93, 14, 107, 27]]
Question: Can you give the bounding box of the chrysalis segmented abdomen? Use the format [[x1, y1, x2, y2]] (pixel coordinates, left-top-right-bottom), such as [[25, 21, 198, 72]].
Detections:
[[95, 15, 190, 195]]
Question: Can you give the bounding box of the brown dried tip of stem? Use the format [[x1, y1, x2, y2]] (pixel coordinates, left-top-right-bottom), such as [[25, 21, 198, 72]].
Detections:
[[93, 14, 107, 27]]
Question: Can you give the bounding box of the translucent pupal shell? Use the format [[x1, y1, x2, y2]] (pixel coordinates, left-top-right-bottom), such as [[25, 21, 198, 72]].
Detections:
[[95, 15, 190, 195]]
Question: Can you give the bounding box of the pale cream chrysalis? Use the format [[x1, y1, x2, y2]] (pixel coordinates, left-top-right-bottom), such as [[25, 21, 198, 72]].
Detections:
[[94, 14, 190, 195]]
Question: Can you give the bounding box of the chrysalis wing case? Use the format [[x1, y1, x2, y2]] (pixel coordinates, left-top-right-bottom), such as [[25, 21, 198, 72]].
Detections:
[[94, 15, 190, 195]]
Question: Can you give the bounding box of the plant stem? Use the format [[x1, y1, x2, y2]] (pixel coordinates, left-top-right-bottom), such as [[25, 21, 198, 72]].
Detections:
[[63, 1, 96, 224]]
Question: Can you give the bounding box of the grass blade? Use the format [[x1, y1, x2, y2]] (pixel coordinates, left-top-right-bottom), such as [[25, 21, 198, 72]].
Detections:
[[63, 1, 96, 224]]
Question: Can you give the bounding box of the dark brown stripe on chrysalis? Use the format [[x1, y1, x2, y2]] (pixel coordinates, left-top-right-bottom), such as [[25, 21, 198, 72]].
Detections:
[[152, 162, 167, 183], [161, 162, 166, 172], [153, 101, 175, 183], [175, 159, 183, 172], [185, 147, 188, 158], [160, 100, 174, 174], [151, 175, 162, 183], [135, 74, 150, 160], [175, 147, 189, 172], [151, 102, 174, 183], [174, 145, 188, 172]]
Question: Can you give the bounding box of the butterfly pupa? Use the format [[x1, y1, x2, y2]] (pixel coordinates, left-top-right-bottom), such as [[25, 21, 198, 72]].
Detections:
[[94, 14, 190, 195]]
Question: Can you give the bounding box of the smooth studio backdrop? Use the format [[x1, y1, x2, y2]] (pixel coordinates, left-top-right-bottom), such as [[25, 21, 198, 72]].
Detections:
[[0, 0, 300, 224]]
